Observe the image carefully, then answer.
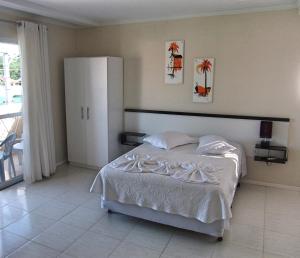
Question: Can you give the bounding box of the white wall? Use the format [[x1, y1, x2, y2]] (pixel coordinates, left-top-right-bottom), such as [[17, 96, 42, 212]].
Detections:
[[1, 7, 299, 186], [76, 9, 300, 186]]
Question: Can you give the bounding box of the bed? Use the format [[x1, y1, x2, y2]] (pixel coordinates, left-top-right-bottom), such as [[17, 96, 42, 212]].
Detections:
[[90, 141, 247, 240]]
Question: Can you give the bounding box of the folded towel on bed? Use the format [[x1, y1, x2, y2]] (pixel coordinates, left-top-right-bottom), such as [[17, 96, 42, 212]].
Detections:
[[110, 153, 220, 184]]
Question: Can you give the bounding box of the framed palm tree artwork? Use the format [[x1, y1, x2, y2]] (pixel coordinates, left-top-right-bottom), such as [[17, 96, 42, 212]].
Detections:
[[193, 57, 214, 103], [165, 40, 184, 84]]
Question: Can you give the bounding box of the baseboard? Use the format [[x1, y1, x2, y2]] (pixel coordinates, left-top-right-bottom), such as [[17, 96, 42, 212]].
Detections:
[[69, 161, 99, 171], [242, 179, 300, 191], [56, 160, 67, 167]]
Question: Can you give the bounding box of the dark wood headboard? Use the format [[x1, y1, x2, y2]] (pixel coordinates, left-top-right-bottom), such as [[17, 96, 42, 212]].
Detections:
[[124, 109, 290, 122]]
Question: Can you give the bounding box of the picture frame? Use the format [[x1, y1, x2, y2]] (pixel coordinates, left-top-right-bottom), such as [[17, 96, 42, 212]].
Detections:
[[165, 40, 184, 84], [193, 57, 214, 103]]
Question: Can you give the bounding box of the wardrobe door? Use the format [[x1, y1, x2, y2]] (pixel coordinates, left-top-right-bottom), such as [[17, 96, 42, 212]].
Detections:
[[64, 58, 87, 165], [85, 58, 109, 168]]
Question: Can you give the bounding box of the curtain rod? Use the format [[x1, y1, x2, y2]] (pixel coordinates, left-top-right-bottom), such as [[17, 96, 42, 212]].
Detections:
[[0, 19, 48, 30], [0, 19, 21, 25]]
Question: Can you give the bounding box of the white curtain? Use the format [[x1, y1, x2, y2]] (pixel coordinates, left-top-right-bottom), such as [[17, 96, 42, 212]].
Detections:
[[17, 21, 56, 183]]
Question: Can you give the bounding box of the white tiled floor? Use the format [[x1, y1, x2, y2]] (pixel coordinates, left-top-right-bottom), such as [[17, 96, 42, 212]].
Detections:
[[1, 165, 300, 258]]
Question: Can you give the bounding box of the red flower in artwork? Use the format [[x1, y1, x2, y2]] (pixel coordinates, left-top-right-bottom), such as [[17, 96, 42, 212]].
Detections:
[[167, 42, 182, 78], [168, 42, 180, 53]]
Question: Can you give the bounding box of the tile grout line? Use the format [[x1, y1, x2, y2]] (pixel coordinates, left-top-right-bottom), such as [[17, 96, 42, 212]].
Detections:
[[31, 222, 87, 256], [4, 238, 30, 257], [0, 188, 61, 256], [6, 204, 105, 257], [3, 206, 75, 257], [48, 203, 108, 256], [59, 210, 141, 257], [2, 186, 99, 257], [0, 205, 28, 230], [107, 215, 141, 258], [158, 232, 174, 258]]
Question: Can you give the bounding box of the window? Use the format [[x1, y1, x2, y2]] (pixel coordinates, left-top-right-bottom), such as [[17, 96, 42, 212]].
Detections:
[[0, 42, 23, 189], [0, 43, 22, 112]]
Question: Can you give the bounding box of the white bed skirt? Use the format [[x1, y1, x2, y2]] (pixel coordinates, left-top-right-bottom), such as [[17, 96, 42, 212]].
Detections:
[[102, 200, 227, 237]]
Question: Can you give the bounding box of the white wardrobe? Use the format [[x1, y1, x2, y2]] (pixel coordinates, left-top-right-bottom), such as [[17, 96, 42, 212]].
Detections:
[[64, 57, 123, 168]]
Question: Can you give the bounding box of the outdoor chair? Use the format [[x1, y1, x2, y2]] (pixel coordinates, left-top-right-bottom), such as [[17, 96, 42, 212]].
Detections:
[[0, 133, 17, 183]]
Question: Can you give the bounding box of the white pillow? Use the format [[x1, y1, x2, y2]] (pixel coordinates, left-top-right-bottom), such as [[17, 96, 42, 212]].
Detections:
[[143, 131, 197, 150], [196, 135, 236, 155]]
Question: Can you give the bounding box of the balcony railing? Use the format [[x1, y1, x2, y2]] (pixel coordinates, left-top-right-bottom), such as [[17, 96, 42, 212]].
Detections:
[[0, 111, 23, 190]]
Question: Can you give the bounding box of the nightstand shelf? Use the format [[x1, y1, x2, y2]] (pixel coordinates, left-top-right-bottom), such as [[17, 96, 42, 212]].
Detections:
[[120, 132, 146, 146], [254, 144, 288, 164]]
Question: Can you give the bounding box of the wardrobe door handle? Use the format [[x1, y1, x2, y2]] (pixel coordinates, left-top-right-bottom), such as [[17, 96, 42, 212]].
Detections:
[[81, 106, 84, 120], [87, 107, 90, 120]]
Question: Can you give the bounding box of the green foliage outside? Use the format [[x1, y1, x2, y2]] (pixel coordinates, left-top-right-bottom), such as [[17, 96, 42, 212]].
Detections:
[[9, 56, 21, 80], [0, 55, 21, 81], [0, 56, 3, 77]]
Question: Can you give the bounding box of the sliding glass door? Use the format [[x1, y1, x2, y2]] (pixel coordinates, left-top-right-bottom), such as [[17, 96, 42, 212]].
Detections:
[[0, 42, 23, 190]]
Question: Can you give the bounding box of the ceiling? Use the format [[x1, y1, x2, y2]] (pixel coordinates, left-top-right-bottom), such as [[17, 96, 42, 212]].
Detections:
[[0, 0, 298, 27]]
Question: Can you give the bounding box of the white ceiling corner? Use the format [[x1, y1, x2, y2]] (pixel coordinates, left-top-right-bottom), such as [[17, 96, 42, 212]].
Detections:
[[0, 0, 298, 27], [0, 0, 99, 26]]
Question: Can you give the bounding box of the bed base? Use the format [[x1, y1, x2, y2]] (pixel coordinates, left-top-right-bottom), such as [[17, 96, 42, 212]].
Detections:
[[103, 200, 226, 240], [104, 180, 241, 242], [107, 208, 223, 242]]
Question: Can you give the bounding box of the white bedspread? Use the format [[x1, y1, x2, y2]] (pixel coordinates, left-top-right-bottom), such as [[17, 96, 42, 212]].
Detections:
[[90, 143, 246, 224], [110, 153, 220, 184]]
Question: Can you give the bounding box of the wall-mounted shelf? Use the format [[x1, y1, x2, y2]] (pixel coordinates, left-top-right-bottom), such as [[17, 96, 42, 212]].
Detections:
[[254, 144, 288, 164], [120, 132, 146, 146]]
